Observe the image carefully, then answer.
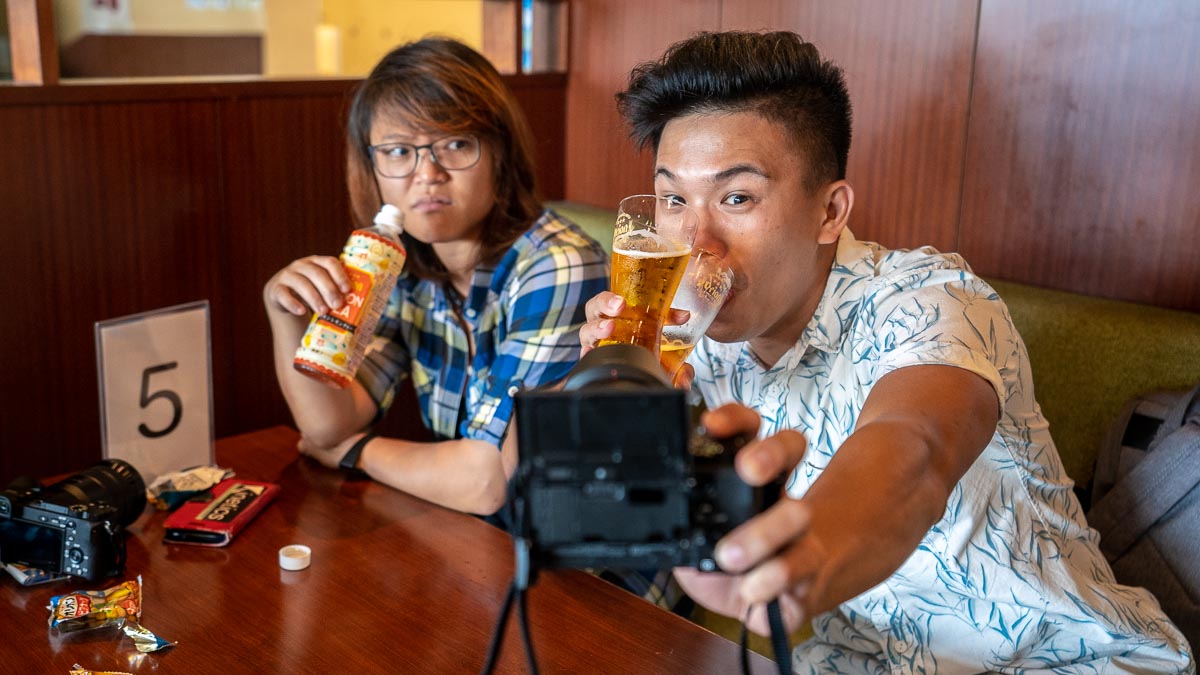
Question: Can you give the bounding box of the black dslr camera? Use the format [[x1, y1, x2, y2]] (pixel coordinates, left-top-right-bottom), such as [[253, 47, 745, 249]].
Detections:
[[514, 344, 774, 572], [0, 459, 146, 581]]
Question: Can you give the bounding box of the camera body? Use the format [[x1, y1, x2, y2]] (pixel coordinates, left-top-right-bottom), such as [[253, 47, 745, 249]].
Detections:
[[0, 459, 146, 581], [514, 344, 771, 572]]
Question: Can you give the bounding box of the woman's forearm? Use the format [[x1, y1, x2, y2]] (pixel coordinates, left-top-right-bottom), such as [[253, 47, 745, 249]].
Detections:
[[359, 436, 508, 515], [267, 310, 375, 446]]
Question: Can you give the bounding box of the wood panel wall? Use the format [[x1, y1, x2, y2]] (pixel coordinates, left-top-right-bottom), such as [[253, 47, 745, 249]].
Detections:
[[0, 74, 565, 483], [59, 35, 263, 78], [563, 0, 720, 216], [959, 0, 1200, 309], [564, 0, 1200, 313]]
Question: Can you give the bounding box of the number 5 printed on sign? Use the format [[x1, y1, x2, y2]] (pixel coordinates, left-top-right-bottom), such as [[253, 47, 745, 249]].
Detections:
[[96, 301, 214, 484]]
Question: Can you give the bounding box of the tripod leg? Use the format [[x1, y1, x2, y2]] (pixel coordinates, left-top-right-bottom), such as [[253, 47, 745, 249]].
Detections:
[[517, 588, 540, 675], [479, 583, 518, 675]]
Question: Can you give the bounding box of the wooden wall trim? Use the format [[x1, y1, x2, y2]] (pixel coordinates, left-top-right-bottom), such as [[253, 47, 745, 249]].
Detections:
[[482, 0, 521, 74], [6, 0, 59, 85], [0, 73, 564, 106], [59, 34, 263, 79], [0, 78, 360, 105]]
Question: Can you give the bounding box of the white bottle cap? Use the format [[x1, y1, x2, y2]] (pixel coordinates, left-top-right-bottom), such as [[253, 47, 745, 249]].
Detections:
[[375, 204, 404, 231], [279, 544, 312, 571]]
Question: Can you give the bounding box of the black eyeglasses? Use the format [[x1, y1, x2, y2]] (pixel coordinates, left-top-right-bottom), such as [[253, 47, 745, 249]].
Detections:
[[368, 135, 482, 178]]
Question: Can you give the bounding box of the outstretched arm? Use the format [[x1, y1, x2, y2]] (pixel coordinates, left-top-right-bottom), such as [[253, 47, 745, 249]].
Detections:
[[676, 364, 999, 634]]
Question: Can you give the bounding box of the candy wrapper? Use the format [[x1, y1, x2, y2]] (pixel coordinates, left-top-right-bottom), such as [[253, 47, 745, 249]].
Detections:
[[70, 665, 132, 675], [48, 577, 174, 653], [146, 466, 233, 511], [4, 561, 70, 586], [123, 621, 174, 653], [49, 578, 142, 632]]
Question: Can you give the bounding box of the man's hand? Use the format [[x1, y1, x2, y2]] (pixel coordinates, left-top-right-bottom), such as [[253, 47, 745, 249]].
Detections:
[[297, 432, 365, 470], [579, 291, 692, 361], [674, 403, 820, 636], [579, 291, 625, 355]]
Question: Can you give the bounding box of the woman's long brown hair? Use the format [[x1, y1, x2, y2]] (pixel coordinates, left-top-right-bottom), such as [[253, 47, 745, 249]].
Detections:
[[346, 38, 541, 282]]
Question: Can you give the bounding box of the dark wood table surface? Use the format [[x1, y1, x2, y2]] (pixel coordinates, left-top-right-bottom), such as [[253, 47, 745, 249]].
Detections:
[[1, 426, 772, 674]]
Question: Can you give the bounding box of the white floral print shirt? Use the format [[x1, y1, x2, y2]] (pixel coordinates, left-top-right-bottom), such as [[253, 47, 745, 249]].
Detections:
[[691, 230, 1192, 674]]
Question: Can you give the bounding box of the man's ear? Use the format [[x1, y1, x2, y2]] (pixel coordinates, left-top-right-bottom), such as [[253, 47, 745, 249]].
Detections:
[[818, 180, 854, 245]]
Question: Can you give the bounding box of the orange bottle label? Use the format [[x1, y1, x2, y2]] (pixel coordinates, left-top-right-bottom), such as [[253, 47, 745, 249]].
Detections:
[[316, 266, 373, 333]]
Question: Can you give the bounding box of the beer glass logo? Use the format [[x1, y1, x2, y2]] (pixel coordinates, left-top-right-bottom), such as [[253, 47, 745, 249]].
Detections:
[[695, 269, 731, 303], [614, 212, 636, 238]]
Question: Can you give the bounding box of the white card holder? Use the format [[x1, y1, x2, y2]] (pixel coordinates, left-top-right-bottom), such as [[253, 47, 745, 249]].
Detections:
[[95, 300, 215, 484]]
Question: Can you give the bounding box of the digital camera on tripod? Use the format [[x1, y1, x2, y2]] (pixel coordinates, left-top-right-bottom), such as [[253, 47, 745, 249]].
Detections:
[[513, 343, 773, 571]]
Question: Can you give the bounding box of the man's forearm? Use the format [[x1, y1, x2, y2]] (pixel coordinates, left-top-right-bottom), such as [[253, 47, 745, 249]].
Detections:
[[800, 365, 998, 618], [800, 419, 960, 617]]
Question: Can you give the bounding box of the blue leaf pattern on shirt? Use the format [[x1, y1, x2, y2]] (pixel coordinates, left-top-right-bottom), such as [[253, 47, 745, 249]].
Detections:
[[689, 230, 1192, 673]]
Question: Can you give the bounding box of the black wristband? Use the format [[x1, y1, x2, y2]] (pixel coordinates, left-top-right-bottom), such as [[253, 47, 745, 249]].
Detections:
[[339, 432, 375, 479]]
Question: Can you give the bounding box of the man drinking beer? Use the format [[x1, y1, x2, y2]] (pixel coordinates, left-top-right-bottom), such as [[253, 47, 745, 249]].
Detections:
[[579, 31, 1190, 672]]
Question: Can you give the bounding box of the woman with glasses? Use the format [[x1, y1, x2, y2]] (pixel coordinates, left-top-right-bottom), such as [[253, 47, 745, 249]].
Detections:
[[263, 38, 609, 515]]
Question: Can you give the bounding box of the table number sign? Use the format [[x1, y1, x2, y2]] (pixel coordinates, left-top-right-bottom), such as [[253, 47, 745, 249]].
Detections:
[[95, 301, 214, 483]]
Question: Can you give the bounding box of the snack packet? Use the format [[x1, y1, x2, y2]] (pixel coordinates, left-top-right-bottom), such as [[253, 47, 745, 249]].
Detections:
[[48, 578, 141, 632], [49, 577, 175, 653]]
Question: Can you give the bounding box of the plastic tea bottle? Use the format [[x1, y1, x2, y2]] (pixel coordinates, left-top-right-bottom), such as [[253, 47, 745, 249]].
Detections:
[[293, 204, 406, 388]]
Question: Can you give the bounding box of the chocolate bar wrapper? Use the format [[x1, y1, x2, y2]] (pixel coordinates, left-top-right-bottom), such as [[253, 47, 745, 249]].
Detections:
[[162, 479, 280, 547]]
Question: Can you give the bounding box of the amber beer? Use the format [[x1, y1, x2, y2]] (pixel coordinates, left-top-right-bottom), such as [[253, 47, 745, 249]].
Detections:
[[599, 231, 691, 354], [658, 339, 695, 377]]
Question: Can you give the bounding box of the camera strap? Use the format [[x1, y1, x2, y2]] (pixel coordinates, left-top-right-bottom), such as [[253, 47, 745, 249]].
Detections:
[[739, 599, 794, 675]]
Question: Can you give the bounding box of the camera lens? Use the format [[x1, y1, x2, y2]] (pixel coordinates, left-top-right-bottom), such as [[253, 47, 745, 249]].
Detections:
[[40, 459, 147, 527], [562, 344, 671, 391]]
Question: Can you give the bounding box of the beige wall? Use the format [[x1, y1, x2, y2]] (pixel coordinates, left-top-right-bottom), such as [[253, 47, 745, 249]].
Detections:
[[321, 0, 483, 76], [134, 0, 263, 34], [51, 0, 484, 77], [55, 0, 264, 45], [267, 0, 484, 77], [263, 0, 320, 77]]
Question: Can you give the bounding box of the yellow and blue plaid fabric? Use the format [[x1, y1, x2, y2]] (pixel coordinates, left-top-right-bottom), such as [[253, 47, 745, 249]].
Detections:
[[357, 209, 609, 446]]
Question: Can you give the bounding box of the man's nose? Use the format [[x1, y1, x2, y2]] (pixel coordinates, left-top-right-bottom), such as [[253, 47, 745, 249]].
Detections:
[[691, 205, 726, 257]]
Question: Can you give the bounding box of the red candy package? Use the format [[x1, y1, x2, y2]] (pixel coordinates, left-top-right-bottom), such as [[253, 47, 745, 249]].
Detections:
[[162, 479, 280, 547]]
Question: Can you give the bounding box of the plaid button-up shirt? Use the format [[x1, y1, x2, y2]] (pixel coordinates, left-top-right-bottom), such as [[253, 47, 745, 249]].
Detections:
[[357, 209, 609, 446]]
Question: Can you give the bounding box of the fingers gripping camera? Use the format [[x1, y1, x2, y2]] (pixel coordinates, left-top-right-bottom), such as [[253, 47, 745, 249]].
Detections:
[[513, 344, 776, 572]]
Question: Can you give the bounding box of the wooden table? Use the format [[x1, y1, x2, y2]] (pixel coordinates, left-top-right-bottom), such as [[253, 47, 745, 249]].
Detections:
[[1, 426, 772, 674]]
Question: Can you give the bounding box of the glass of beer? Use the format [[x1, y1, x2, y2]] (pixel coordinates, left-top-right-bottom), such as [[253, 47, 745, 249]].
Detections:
[[659, 250, 733, 378], [599, 195, 698, 355]]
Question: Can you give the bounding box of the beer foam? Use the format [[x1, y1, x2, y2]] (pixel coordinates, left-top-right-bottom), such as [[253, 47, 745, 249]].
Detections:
[[613, 230, 690, 257]]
